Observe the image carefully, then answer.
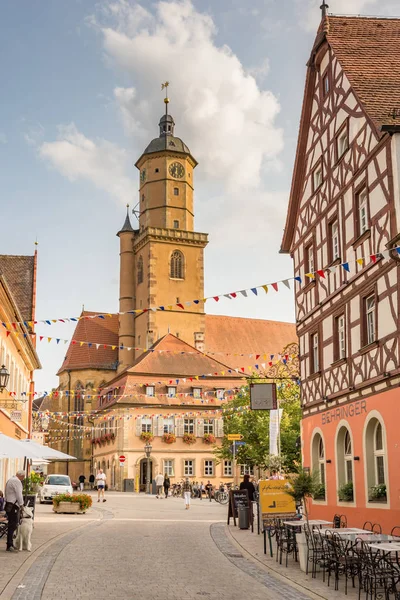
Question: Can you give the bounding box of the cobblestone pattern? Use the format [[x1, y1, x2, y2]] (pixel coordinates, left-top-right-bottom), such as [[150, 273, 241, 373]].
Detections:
[[210, 523, 313, 600]]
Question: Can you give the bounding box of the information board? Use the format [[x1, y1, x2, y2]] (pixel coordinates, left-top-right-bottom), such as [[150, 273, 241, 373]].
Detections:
[[258, 479, 296, 528], [227, 489, 253, 531]]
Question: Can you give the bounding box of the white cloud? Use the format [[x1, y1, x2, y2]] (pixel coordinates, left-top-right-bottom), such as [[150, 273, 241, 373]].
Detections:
[[39, 123, 135, 204], [92, 0, 283, 192]]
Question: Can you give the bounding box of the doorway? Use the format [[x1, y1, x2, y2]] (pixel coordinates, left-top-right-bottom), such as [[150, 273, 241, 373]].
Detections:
[[139, 458, 153, 492]]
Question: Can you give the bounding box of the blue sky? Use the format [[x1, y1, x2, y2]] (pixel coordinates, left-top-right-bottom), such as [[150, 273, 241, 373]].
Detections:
[[1, 0, 397, 391]]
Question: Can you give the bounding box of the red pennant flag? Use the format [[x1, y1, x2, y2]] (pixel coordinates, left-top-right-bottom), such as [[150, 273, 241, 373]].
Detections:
[[213, 296, 220, 302], [272, 283, 278, 291], [177, 303, 185, 309], [40, 336, 44, 341], [269, 361, 273, 366], [370, 254, 377, 264], [241, 367, 245, 372], [230, 293, 237, 298], [256, 354, 260, 360], [72, 340, 76, 345], [6, 331, 10, 337], [317, 270, 325, 278]]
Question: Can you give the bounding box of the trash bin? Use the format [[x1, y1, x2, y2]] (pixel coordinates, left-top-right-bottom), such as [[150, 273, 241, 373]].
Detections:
[[123, 478, 134, 492], [238, 504, 249, 530]]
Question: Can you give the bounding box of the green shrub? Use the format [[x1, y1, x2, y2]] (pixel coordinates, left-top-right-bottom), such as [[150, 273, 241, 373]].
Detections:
[[53, 493, 92, 511], [313, 484, 326, 500], [369, 484, 386, 501], [338, 482, 354, 502]]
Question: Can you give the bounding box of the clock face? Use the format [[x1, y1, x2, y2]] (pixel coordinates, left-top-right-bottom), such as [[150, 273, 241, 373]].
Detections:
[[140, 169, 146, 183], [169, 162, 185, 179]]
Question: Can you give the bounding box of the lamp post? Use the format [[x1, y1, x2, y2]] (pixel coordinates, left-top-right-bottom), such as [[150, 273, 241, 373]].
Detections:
[[0, 365, 10, 393], [144, 442, 152, 494]]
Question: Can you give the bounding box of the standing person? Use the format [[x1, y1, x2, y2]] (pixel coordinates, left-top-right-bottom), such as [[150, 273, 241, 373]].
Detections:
[[163, 473, 170, 498], [78, 474, 86, 491], [4, 470, 25, 552], [199, 481, 204, 500], [155, 473, 164, 498], [205, 480, 213, 502], [0, 490, 5, 512], [96, 469, 107, 502], [239, 474, 255, 501], [89, 473, 95, 490], [182, 478, 192, 510]]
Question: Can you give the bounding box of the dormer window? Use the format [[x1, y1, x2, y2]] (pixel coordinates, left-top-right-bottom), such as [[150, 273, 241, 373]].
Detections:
[[146, 386, 155, 397], [216, 389, 225, 400], [168, 386, 176, 398], [193, 387, 201, 399]]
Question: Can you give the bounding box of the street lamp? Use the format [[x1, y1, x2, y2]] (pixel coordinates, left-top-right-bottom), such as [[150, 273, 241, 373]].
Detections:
[[144, 442, 152, 494], [0, 365, 10, 392]]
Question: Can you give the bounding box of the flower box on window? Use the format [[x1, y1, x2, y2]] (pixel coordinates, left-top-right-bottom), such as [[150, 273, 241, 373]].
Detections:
[[338, 482, 354, 502], [140, 431, 154, 442], [182, 433, 196, 445], [369, 484, 387, 502], [203, 434, 216, 445], [162, 433, 176, 444]]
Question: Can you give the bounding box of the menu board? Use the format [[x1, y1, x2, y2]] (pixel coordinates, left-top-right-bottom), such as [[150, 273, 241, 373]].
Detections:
[[227, 489, 253, 531]]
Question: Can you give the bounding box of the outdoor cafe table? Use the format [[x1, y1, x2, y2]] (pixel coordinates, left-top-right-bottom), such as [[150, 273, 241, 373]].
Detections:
[[283, 519, 332, 528], [368, 542, 400, 553], [322, 528, 366, 535]]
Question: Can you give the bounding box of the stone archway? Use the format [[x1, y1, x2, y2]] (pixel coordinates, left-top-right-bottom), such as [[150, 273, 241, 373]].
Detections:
[[135, 454, 158, 493]]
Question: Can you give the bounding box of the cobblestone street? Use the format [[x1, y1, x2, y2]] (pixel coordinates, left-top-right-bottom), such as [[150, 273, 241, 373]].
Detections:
[[1, 493, 315, 600]]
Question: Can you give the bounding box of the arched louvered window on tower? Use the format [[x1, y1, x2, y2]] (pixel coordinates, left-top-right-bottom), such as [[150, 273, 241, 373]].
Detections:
[[170, 250, 184, 279], [137, 256, 143, 284]]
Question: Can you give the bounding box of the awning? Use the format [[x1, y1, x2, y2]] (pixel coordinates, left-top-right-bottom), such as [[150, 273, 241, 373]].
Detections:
[[0, 434, 76, 461], [19, 439, 76, 461]]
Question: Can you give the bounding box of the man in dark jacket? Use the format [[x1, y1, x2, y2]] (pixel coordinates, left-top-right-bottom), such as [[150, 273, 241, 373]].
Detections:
[[239, 474, 255, 501]]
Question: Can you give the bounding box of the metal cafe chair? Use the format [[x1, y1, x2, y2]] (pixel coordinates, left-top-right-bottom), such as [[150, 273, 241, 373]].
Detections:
[[363, 520, 374, 531], [372, 523, 382, 534], [391, 526, 400, 538]]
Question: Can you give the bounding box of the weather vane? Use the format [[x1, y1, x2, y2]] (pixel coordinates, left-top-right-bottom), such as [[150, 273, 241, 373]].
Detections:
[[161, 81, 170, 109]]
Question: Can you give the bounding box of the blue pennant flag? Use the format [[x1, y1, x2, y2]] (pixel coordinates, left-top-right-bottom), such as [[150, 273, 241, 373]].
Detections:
[[342, 263, 350, 272]]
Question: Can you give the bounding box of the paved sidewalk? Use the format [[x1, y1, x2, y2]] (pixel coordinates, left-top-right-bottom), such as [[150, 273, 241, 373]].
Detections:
[[226, 523, 359, 600]]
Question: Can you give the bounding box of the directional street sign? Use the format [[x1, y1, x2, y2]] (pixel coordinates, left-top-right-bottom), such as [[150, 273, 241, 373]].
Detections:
[[234, 441, 246, 447], [227, 434, 243, 441]]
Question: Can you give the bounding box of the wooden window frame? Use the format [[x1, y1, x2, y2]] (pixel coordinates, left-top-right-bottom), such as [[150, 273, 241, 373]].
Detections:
[[321, 66, 331, 98], [333, 312, 346, 362], [305, 241, 316, 277], [335, 119, 349, 163], [203, 419, 214, 435], [361, 288, 378, 349], [184, 418, 195, 435], [312, 158, 323, 194], [328, 216, 341, 264], [310, 330, 321, 375], [354, 181, 370, 241]]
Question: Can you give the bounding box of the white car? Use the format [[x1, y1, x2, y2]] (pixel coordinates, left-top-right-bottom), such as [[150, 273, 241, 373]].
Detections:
[[39, 474, 73, 503]]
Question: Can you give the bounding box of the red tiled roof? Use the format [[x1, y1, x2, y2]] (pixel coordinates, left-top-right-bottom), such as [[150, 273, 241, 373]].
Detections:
[[0, 255, 35, 321], [205, 315, 296, 369], [127, 333, 241, 377], [57, 311, 119, 374], [326, 16, 400, 128]]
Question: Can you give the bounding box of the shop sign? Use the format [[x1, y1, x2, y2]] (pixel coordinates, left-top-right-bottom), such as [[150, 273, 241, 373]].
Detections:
[[321, 400, 367, 425]]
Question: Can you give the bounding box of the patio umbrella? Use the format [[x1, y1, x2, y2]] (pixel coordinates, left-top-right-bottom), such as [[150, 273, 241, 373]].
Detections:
[[0, 433, 42, 459], [19, 439, 76, 461]]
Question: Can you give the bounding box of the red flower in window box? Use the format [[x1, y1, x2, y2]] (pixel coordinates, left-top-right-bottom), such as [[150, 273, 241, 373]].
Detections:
[[203, 434, 216, 445], [162, 433, 176, 444], [140, 432, 154, 442], [182, 433, 196, 445]]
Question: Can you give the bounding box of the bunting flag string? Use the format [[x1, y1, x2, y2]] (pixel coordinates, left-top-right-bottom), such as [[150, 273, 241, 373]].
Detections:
[[1, 245, 397, 331]]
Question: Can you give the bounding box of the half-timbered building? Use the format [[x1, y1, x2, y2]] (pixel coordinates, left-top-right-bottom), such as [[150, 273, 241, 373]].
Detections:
[[281, 10, 400, 530]]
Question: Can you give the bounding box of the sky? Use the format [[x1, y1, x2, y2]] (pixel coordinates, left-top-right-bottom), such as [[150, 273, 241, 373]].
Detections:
[[1, 0, 398, 392]]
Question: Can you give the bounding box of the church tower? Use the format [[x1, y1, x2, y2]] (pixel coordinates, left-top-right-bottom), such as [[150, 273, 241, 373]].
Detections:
[[118, 84, 208, 364]]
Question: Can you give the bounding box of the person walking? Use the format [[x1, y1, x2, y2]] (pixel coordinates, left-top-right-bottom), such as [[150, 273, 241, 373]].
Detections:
[[78, 474, 86, 492], [163, 474, 170, 498], [155, 473, 164, 498], [182, 478, 192, 510], [205, 480, 213, 502], [89, 473, 95, 490], [239, 474, 255, 501], [4, 470, 25, 552], [96, 469, 107, 502]]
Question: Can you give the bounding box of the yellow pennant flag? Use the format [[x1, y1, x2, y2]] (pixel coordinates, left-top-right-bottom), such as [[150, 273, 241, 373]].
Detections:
[[195, 376, 199, 380], [262, 285, 268, 294], [357, 258, 364, 266], [112, 346, 116, 350], [305, 272, 315, 279], [80, 342, 85, 347], [48, 337, 51, 343]]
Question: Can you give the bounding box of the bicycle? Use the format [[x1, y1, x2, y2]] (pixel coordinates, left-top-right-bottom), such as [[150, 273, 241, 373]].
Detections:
[[214, 490, 229, 504]]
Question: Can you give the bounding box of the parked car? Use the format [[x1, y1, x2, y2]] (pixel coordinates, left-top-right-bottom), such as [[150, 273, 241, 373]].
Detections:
[[38, 474, 73, 503]]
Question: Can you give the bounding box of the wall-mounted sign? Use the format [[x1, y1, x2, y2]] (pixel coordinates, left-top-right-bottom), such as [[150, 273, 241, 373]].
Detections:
[[321, 400, 367, 425], [10, 410, 22, 423], [250, 383, 277, 410]]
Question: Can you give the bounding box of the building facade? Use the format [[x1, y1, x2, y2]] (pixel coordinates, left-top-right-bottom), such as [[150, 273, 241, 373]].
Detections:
[[49, 100, 297, 487], [0, 254, 41, 489], [281, 13, 400, 531]]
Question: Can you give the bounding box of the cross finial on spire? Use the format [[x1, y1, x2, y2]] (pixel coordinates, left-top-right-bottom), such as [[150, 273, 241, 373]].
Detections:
[[320, 1, 329, 18], [161, 81, 170, 115]]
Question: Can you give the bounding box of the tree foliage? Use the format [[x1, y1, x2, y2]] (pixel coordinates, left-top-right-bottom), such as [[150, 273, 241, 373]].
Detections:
[[214, 343, 301, 473]]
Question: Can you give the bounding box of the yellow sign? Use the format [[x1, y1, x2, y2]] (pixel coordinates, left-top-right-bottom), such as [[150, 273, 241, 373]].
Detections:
[[259, 479, 296, 517], [227, 434, 243, 441]]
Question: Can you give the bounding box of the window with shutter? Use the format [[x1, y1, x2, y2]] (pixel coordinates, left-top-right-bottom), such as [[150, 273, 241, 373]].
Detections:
[[142, 417, 152, 433], [163, 418, 174, 434], [196, 419, 204, 437], [135, 417, 142, 437], [176, 418, 184, 437], [157, 417, 165, 437], [216, 419, 224, 438]]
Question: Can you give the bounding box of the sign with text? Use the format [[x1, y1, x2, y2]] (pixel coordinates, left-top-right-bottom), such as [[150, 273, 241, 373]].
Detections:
[[259, 479, 296, 527], [32, 432, 45, 444], [10, 410, 22, 423], [227, 434, 243, 441], [250, 383, 277, 410], [227, 489, 254, 531], [321, 400, 367, 425]]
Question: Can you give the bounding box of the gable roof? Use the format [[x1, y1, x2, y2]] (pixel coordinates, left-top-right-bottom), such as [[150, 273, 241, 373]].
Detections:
[[205, 315, 296, 368], [0, 255, 35, 321], [125, 333, 241, 377], [57, 311, 119, 375], [281, 14, 400, 254]]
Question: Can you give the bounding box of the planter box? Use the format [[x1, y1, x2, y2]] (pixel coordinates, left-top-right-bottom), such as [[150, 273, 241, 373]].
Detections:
[[54, 502, 87, 514]]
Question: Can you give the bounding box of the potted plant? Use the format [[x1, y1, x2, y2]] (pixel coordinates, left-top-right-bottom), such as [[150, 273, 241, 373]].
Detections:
[[203, 434, 216, 445], [162, 433, 176, 444], [287, 469, 319, 572], [313, 483, 326, 501], [53, 493, 92, 514], [140, 431, 154, 442], [182, 433, 196, 445], [369, 483, 387, 502], [23, 472, 43, 495], [338, 482, 354, 502]]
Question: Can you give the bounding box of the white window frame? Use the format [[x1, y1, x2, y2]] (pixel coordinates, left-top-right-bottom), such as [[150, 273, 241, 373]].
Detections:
[[215, 389, 225, 400], [313, 165, 323, 191], [240, 465, 254, 476], [141, 417, 152, 433], [331, 220, 340, 260], [224, 460, 233, 477], [163, 459, 174, 477], [344, 430, 353, 483], [374, 422, 385, 485], [337, 314, 346, 360], [184, 460, 194, 476], [358, 189, 368, 235], [204, 460, 214, 476], [366, 295, 376, 345], [167, 386, 176, 398], [323, 73, 329, 95], [318, 437, 325, 485], [307, 245, 314, 275], [312, 333, 319, 373], [163, 417, 174, 434], [184, 419, 195, 435], [337, 130, 348, 158], [146, 386, 155, 397], [193, 387, 201, 399], [203, 419, 214, 435]]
